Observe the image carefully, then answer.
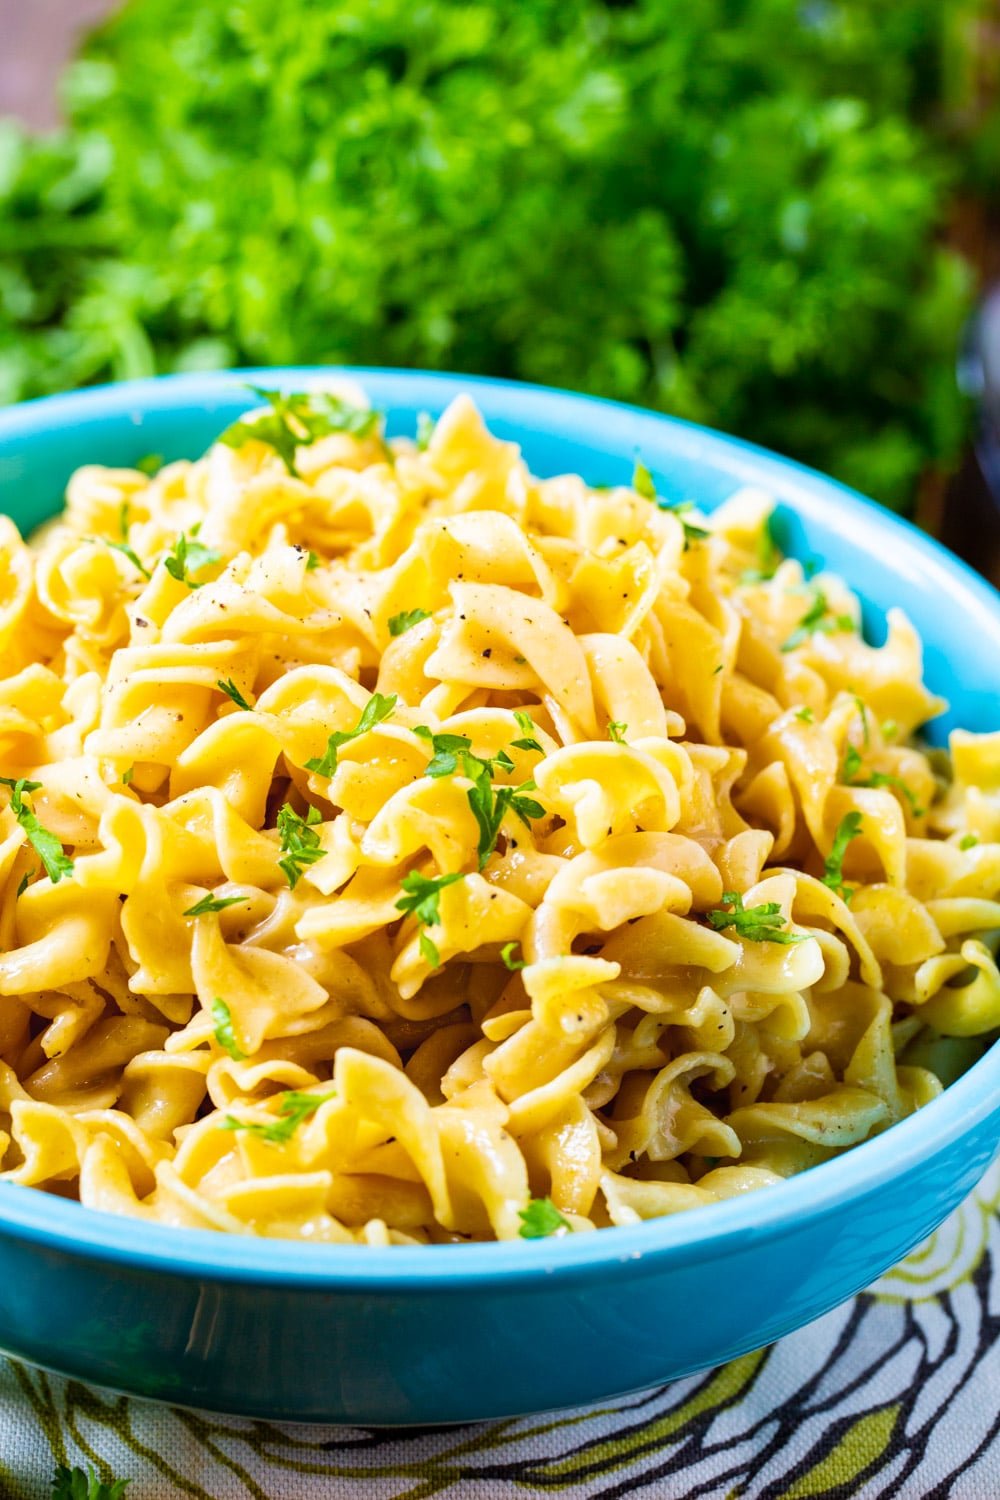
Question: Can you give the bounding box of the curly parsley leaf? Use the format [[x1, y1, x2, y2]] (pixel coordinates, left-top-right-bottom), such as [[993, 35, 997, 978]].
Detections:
[[518, 1196, 570, 1239], [396, 869, 465, 969], [0, 777, 74, 884], [219, 387, 380, 477], [164, 531, 221, 589], [822, 811, 863, 902], [216, 678, 253, 711], [223, 1088, 336, 1145], [511, 709, 543, 753], [210, 997, 244, 1060], [185, 893, 246, 917], [305, 693, 397, 778], [276, 802, 325, 888], [707, 890, 804, 944], [388, 608, 431, 637], [841, 744, 924, 817], [51, 1466, 130, 1500]]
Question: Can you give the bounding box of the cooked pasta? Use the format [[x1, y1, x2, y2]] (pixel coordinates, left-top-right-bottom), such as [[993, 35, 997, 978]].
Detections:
[[0, 384, 996, 1244]]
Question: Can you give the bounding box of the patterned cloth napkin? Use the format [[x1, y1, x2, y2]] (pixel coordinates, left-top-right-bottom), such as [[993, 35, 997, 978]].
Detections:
[[2, 1160, 997, 1500]]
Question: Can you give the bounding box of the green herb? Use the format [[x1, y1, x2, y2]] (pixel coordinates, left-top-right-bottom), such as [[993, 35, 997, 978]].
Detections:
[[959, 833, 979, 851], [513, 655, 527, 665], [822, 811, 863, 902], [465, 761, 544, 868], [842, 744, 924, 817], [395, 869, 465, 968], [219, 387, 379, 477], [881, 719, 899, 741], [223, 1088, 336, 1145], [305, 549, 320, 571], [518, 1197, 570, 1239], [121, 765, 134, 786], [51, 1465, 130, 1500], [216, 678, 253, 710], [0, 777, 74, 884], [632, 460, 657, 501], [305, 693, 397, 778], [511, 709, 543, 753], [607, 721, 628, 743], [501, 941, 526, 971], [16, 872, 29, 898], [416, 412, 436, 450], [795, 706, 815, 723], [135, 452, 163, 477], [388, 608, 431, 637], [185, 893, 246, 916], [712, 663, 723, 675], [414, 726, 474, 777], [276, 802, 324, 888], [706, 891, 804, 944], [781, 588, 853, 652], [164, 531, 221, 589], [853, 695, 871, 745], [210, 997, 244, 1060]]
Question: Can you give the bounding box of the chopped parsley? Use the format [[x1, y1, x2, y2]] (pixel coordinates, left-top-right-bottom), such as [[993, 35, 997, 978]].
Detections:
[[135, 453, 163, 478], [15, 872, 29, 898], [881, 719, 898, 741], [164, 531, 221, 589], [518, 1197, 570, 1239], [795, 706, 815, 723], [414, 726, 477, 777], [216, 678, 253, 711], [416, 411, 436, 450], [51, 1465, 130, 1500], [185, 893, 246, 917], [121, 766, 134, 786], [632, 460, 708, 547], [223, 1088, 336, 1145], [959, 833, 979, 851], [210, 998, 244, 1061], [276, 803, 325, 888], [413, 728, 539, 864], [218, 387, 380, 478], [781, 588, 853, 651], [305, 692, 397, 778], [0, 777, 74, 884], [853, 695, 871, 745], [388, 608, 431, 637], [739, 514, 781, 583], [305, 549, 320, 571], [395, 869, 466, 969], [821, 811, 863, 902], [842, 744, 924, 817], [707, 891, 804, 944], [511, 709, 543, 753], [501, 941, 526, 971], [607, 721, 628, 743], [632, 460, 657, 501]]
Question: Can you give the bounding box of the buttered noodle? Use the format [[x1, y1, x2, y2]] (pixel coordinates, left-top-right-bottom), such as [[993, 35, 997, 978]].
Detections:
[[0, 387, 996, 1244]]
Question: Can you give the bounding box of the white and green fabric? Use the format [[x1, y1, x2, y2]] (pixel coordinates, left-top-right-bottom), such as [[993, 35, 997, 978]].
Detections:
[[3, 1161, 998, 1499]]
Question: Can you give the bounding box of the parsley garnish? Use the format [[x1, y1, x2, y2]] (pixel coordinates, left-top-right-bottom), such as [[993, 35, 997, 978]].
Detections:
[[842, 744, 924, 817], [210, 997, 244, 1060], [223, 1088, 336, 1145], [607, 721, 628, 743], [853, 695, 871, 745], [92, 503, 150, 577], [185, 893, 246, 916], [305, 549, 320, 571], [395, 869, 465, 969], [501, 941, 526, 971], [16, 872, 29, 898], [0, 777, 74, 884], [632, 460, 708, 547], [217, 678, 253, 711], [511, 709, 543, 752], [881, 719, 898, 741], [416, 411, 436, 450], [414, 726, 476, 777], [959, 833, 979, 851], [781, 588, 854, 651], [822, 811, 863, 902], [412, 729, 541, 864], [164, 531, 221, 589], [707, 891, 804, 944], [388, 608, 431, 637], [305, 693, 397, 778], [121, 766, 134, 786], [276, 803, 325, 888], [51, 1465, 129, 1500], [795, 706, 815, 723], [219, 387, 380, 478], [518, 1197, 570, 1239], [632, 460, 656, 501]]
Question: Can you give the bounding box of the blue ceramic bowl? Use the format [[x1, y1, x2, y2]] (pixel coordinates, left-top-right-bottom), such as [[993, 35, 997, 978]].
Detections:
[[0, 370, 997, 1425]]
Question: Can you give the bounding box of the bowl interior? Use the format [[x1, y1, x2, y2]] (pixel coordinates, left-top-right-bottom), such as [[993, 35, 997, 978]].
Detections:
[[0, 367, 997, 1281]]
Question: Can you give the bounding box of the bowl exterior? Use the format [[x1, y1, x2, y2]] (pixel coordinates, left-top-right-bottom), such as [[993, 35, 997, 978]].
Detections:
[[0, 369, 997, 1423]]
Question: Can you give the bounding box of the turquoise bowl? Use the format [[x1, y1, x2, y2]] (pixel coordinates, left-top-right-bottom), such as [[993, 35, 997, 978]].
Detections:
[[0, 370, 996, 1424]]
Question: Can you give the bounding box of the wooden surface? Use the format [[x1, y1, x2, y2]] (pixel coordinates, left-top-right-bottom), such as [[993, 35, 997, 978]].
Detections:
[[0, 0, 113, 128]]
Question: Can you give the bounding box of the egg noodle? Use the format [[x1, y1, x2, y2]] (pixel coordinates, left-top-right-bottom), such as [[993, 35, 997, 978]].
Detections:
[[0, 386, 996, 1245]]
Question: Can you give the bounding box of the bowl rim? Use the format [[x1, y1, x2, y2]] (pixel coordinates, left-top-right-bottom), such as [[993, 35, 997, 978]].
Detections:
[[0, 365, 997, 1288]]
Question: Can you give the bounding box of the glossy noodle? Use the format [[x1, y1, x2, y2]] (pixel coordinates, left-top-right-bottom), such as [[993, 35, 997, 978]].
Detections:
[[0, 385, 996, 1244]]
